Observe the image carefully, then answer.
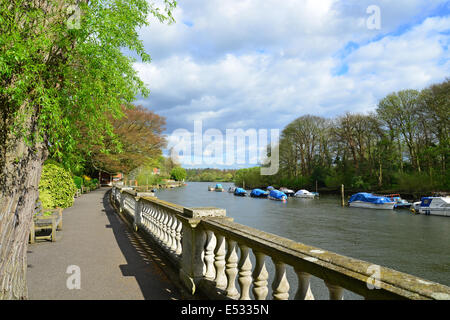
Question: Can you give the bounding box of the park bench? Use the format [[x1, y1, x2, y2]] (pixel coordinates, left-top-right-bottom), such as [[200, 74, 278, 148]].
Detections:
[[29, 207, 63, 244]]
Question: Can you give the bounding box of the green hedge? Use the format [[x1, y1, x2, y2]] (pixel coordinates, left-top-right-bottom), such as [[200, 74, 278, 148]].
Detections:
[[39, 163, 77, 209]]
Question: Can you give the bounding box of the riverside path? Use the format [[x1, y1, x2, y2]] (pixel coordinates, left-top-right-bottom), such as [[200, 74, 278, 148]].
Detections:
[[27, 188, 181, 300]]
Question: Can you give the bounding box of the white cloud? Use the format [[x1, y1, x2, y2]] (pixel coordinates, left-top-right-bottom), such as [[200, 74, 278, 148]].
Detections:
[[134, 0, 450, 167]]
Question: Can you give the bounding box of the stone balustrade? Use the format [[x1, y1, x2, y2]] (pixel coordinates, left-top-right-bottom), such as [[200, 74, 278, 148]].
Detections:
[[111, 186, 450, 300]]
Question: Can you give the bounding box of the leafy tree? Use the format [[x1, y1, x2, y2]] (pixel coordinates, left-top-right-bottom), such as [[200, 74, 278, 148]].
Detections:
[[170, 167, 187, 182], [88, 105, 166, 174], [0, 0, 176, 299]]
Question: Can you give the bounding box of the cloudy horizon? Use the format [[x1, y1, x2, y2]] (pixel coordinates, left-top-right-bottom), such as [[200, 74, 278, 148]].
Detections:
[[130, 0, 450, 169]]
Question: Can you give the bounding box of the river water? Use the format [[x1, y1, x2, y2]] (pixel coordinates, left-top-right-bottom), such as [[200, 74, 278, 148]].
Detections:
[[155, 182, 449, 298]]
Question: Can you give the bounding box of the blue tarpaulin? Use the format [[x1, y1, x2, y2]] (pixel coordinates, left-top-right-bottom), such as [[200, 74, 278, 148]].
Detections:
[[234, 188, 247, 196], [269, 190, 287, 200], [215, 184, 223, 189], [250, 189, 268, 197], [349, 193, 393, 204]]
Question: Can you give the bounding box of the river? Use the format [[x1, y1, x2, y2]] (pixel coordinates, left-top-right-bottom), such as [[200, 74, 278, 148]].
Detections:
[[155, 182, 449, 298]]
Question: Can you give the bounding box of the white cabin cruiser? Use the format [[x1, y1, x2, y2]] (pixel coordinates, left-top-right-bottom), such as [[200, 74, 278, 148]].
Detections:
[[412, 197, 450, 217], [294, 189, 316, 199]]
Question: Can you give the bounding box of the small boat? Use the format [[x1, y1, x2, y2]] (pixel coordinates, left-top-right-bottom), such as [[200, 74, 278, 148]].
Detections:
[[294, 189, 316, 199], [348, 192, 395, 210], [228, 186, 236, 193], [412, 197, 450, 217], [250, 189, 269, 198], [208, 186, 215, 191], [234, 188, 248, 197], [280, 187, 295, 197], [383, 194, 411, 209], [268, 190, 287, 201], [214, 184, 225, 192]]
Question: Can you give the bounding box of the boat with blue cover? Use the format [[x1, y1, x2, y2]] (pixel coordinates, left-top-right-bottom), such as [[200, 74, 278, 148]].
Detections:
[[268, 190, 288, 201], [234, 188, 248, 197], [214, 183, 225, 192], [348, 192, 395, 210], [250, 189, 269, 198]]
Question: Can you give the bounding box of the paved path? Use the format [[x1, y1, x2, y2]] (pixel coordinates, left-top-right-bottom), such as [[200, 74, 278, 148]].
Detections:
[[27, 188, 181, 300]]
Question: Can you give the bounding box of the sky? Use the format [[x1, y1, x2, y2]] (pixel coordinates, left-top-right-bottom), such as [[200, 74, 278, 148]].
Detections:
[[131, 0, 450, 169]]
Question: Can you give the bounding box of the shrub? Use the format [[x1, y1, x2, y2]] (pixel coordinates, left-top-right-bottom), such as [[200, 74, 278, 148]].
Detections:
[[170, 167, 187, 181], [73, 176, 83, 189], [39, 163, 77, 209]]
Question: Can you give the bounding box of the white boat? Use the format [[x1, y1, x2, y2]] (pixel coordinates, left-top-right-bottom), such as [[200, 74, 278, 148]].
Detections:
[[348, 193, 395, 210], [412, 197, 450, 217], [280, 187, 295, 197], [294, 189, 316, 199]]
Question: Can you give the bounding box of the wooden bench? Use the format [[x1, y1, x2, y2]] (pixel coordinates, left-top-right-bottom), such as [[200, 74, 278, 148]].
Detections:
[[29, 208, 63, 244]]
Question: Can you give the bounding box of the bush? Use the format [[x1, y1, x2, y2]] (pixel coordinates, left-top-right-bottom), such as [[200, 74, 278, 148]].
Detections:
[[73, 176, 83, 189], [39, 163, 77, 209], [170, 167, 187, 181]]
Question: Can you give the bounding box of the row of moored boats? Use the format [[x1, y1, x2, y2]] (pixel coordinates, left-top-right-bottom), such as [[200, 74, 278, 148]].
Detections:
[[209, 184, 318, 201], [209, 185, 449, 216], [348, 192, 450, 217]]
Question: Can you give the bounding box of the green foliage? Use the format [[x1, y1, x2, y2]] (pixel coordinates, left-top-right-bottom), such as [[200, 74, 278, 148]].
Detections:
[[186, 168, 235, 182], [73, 176, 83, 189], [170, 167, 187, 181], [39, 164, 77, 209], [1, 0, 177, 173], [38, 189, 54, 210]]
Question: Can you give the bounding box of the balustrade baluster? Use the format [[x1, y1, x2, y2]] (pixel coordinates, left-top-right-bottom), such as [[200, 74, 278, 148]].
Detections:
[[272, 259, 290, 300], [204, 230, 217, 280], [237, 244, 252, 300], [165, 212, 173, 251], [252, 251, 269, 300], [225, 239, 239, 299], [325, 282, 344, 300], [294, 269, 314, 300], [175, 218, 182, 256], [169, 215, 178, 254], [214, 234, 227, 290]]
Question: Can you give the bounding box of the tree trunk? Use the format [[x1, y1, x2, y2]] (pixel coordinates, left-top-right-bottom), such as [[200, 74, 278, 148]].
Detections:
[[0, 107, 47, 299]]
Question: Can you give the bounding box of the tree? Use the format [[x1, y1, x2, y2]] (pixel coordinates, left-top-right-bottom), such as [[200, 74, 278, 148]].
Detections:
[[88, 105, 167, 175], [170, 167, 187, 182], [0, 0, 176, 299]]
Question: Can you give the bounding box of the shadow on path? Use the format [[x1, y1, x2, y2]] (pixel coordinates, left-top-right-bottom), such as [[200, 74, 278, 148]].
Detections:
[[101, 190, 181, 300]]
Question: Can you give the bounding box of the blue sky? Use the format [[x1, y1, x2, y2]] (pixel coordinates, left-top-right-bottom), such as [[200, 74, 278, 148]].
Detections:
[[132, 0, 450, 169]]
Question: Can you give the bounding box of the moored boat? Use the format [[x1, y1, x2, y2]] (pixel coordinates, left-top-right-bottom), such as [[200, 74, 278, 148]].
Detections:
[[348, 192, 395, 210], [228, 186, 236, 193], [208, 186, 215, 191], [250, 189, 269, 198], [280, 187, 295, 197], [234, 188, 248, 197], [383, 194, 411, 209], [294, 189, 316, 199], [412, 197, 450, 217], [214, 183, 225, 192], [268, 190, 288, 201]]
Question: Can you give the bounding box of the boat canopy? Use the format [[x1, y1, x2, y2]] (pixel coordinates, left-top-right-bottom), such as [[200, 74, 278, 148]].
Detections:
[[269, 190, 287, 200], [234, 188, 247, 195], [349, 193, 393, 204], [295, 189, 311, 195], [215, 184, 223, 189], [251, 189, 268, 197]]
